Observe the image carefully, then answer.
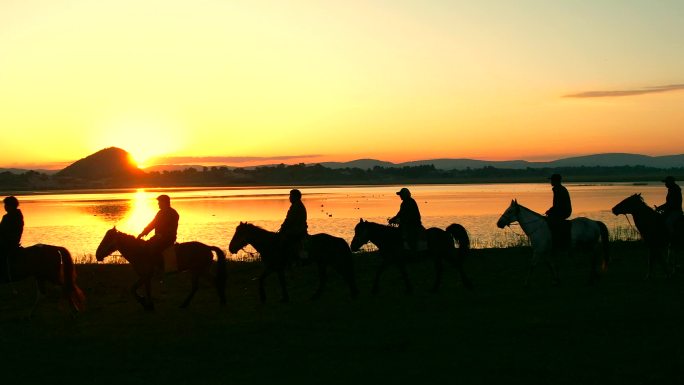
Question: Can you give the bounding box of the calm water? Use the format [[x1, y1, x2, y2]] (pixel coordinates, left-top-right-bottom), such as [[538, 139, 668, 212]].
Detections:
[[11, 183, 661, 263]]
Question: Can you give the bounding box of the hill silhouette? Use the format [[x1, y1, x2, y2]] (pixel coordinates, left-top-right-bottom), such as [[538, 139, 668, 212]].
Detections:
[[55, 147, 144, 181]]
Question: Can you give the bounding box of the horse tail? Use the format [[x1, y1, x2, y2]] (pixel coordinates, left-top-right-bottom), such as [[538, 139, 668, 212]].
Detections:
[[446, 223, 470, 258], [58, 247, 85, 312], [210, 246, 227, 305], [597, 221, 610, 271]]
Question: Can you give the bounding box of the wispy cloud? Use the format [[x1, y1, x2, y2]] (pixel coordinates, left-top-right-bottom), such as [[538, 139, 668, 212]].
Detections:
[[151, 154, 324, 165], [564, 84, 684, 98]]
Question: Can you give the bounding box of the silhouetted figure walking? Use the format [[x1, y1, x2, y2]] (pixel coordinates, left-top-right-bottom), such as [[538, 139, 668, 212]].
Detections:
[[656, 176, 682, 235], [389, 187, 424, 250], [137, 194, 179, 267], [279, 189, 308, 260], [545, 174, 572, 249], [0, 196, 24, 282]]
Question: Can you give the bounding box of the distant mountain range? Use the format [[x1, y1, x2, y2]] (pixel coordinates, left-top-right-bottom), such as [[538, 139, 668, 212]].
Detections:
[[319, 153, 684, 170], [2, 150, 684, 175]]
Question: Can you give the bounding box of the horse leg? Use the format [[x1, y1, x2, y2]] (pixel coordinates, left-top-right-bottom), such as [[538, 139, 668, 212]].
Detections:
[[143, 276, 154, 311], [180, 273, 200, 309], [372, 259, 390, 295], [545, 252, 560, 286], [342, 265, 359, 299], [28, 279, 43, 320], [451, 256, 474, 290], [524, 253, 538, 288], [276, 269, 289, 303], [397, 258, 413, 295], [584, 246, 598, 285], [431, 252, 443, 293], [311, 261, 327, 301], [131, 276, 152, 310], [258, 268, 276, 303]]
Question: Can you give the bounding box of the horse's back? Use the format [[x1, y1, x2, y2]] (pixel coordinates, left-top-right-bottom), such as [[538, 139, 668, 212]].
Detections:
[[309, 233, 351, 252], [570, 217, 604, 243]]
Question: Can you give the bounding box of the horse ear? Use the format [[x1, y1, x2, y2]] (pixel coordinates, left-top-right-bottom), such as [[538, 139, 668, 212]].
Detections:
[[359, 218, 364, 223], [112, 225, 117, 230]]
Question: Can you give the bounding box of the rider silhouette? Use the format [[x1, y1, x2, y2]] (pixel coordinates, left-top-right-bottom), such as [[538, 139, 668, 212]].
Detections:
[[656, 176, 682, 235], [0, 196, 24, 282], [389, 187, 424, 251], [279, 189, 308, 260], [545, 174, 572, 249], [137, 194, 179, 266]]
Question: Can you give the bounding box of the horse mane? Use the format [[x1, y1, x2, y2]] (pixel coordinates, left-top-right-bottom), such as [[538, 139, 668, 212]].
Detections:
[[238, 222, 278, 237], [111, 228, 146, 248], [513, 201, 545, 219]]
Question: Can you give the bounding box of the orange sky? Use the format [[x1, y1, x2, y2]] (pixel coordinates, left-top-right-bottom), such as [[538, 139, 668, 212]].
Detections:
[[1, 1, 683, 169]]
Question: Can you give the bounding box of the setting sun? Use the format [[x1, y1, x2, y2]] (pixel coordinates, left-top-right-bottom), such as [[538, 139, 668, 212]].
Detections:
[[90, 116, 185, 168]]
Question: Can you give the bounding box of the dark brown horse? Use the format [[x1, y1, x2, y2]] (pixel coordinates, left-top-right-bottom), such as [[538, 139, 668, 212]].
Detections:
[[612, 194, 684, 278], [3, 244, 85, 317], [96, 227, 226, 310], [350, 219, 472, 294], [228, 222, 358, 303]]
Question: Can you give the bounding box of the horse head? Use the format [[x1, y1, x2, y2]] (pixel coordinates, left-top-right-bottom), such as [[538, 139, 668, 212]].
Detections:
[[497, 199, 520, 228], [350, 219, 370, 252], [612, 193, 644, 216], [96, 226, 120, 261], [229, 222, 251, 254]]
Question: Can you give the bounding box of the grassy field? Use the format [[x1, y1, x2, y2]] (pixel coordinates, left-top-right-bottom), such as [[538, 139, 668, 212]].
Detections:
[[1, 241, 682, 385]]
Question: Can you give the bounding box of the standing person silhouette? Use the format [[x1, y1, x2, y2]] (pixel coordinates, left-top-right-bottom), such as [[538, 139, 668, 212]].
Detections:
[[0, 196, 24, 282], [545, 174, 572, 249], [389, 187, 424, 251], [279, 189, 308, 260], [656, 176, 682, 235], [137, 194, 179, 267]]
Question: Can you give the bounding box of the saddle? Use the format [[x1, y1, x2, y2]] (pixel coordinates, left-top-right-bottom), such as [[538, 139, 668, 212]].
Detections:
[[162, 245, 178, 273], [546, 218, 571, 250]]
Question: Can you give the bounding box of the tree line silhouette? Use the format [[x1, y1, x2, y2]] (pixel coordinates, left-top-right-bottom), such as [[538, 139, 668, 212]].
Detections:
[[1, 164, 683, 190]]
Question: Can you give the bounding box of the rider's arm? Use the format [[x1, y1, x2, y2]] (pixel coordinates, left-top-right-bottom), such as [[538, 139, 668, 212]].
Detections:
[[138, 213, 159, 239]]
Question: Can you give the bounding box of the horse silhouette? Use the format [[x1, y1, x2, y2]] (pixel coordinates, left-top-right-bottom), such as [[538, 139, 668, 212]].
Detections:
[[350, 219, 472, 294], [228, 222, 358, 303], [96, 227, 226, 310], [2, 244, 85, 317], [497, 199, 609, 286], [612, 193, 684, 278]]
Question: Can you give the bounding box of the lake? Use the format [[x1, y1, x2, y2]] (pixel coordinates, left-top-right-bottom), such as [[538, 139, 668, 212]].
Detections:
[[11, 183, 662, 263]]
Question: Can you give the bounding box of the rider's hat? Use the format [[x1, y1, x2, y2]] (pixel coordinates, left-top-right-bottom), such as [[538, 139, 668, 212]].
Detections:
[[662, 176, 676, 183], [156, 194, 171, 203], [396, 187, 411, 197], [289, 189, 302, 199]]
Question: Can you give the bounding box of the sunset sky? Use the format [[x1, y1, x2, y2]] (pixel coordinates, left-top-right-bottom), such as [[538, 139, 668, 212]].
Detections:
[[1, 0, 683, 169]]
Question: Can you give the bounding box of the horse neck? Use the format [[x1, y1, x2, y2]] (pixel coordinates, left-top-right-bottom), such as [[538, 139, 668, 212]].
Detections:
[[365, 222, 399, 248], [629, 201, 659, 233], [515, 204, 547, 237], [115, 232, 146, 262], [244, 225, 277, 253]]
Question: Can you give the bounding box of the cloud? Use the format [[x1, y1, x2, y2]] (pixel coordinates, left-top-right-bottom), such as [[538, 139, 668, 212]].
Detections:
[[151, 154, 324, 165], [564, 84, 684, 98]]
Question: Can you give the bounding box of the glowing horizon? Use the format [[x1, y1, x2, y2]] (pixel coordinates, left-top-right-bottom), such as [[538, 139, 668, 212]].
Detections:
[[2, 1, 683, 169]]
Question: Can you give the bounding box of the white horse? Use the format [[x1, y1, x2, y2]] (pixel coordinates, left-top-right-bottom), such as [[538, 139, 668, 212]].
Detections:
[[496, 199, 610, 286]]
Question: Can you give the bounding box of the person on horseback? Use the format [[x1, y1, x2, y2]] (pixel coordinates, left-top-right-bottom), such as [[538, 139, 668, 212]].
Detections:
[[389, 187, 424, 251], [0, 196, 24, 282], [137, 194, 179, 266], [279, 189, 308, 260], [545, 174, 572, 249], [656, 176, 682, 235]]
